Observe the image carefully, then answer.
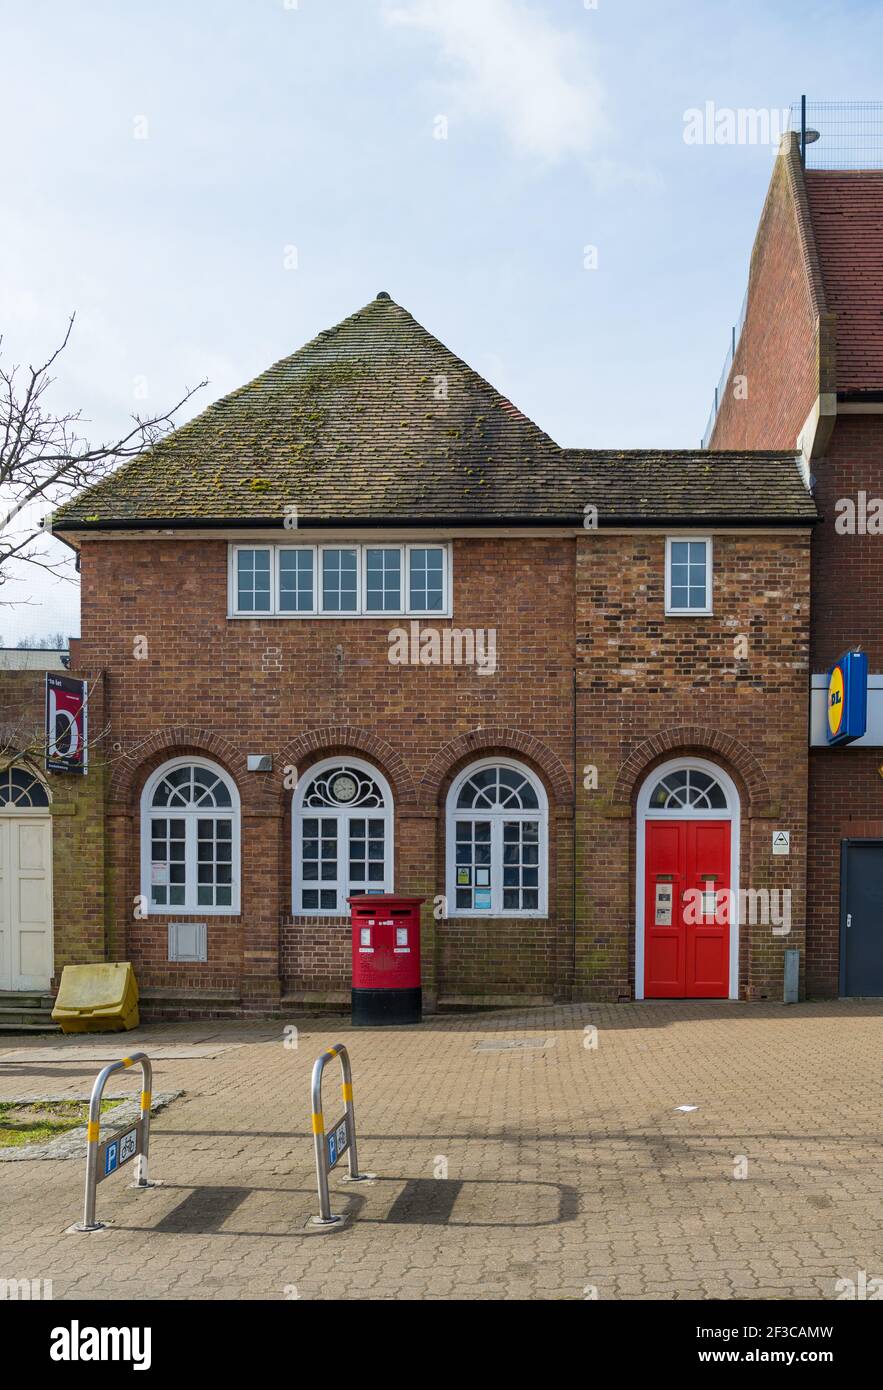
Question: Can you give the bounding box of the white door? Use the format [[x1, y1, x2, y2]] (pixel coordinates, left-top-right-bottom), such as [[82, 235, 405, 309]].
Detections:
[[0, 816, 53, 990]]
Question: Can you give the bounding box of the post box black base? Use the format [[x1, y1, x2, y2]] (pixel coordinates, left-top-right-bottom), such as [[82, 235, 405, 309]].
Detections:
[[351, 988, 422, 1027]]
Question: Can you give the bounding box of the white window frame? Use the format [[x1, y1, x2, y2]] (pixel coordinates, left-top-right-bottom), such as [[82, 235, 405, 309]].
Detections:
[[140, 756, 241, 916], [665, 535, 713, 616], [635, 756, 740, 1001], [445, 756, 548, 918], [228, 542, 451, 618], [292, 756, 394, 916], [0, 762, 53, 813]]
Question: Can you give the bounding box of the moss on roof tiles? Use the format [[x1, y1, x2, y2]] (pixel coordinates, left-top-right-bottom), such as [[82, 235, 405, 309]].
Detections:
[[53, 294, 817, 528]]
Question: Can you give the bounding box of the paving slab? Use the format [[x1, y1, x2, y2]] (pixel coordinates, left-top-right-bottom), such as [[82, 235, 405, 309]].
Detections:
[[0, 1001, 880, 1300]]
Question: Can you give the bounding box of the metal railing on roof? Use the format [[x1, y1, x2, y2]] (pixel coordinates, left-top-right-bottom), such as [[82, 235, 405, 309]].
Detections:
[[789, 99, 883, 171], [700, 98, 883, 447], [700, 286, 749, 450]]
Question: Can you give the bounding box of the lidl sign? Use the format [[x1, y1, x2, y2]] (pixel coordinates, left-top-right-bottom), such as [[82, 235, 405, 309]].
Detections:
[[826, 651, 868, 747]]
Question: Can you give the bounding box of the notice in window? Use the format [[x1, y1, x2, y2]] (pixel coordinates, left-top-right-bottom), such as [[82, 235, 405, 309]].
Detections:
[[654, 883, 673, 926]]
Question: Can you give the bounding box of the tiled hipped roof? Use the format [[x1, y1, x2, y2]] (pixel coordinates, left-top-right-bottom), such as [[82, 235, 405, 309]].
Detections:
[[806, 171, 883, 392], [53, 294, 815, 530]]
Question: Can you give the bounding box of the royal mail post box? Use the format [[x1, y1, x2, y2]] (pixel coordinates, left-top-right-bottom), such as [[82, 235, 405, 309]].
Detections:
[[348, 895, 425, 1026]]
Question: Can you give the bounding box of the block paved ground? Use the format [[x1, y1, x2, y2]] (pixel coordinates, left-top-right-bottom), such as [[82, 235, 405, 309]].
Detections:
[[1, 1000, 880, 1301]]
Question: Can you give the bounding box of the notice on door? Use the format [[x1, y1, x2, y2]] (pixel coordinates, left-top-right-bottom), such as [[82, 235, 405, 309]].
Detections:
[[654, 883, 673, 926]]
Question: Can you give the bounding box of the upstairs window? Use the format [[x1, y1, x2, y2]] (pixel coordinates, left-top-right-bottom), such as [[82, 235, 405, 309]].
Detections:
[[665, 537, 712, 615], [230, 543, 450, 618]]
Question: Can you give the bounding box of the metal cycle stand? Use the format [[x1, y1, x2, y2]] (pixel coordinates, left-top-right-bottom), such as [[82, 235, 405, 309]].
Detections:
[[310, 1043, 373, 1228], [72, 1052, 160, 1233]]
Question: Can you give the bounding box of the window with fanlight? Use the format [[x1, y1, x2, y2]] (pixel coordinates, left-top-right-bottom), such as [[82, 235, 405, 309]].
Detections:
[[446, 758, 548, 917], [293, 758, 393, 915], [647, 768, 728, 811], [140, 758, 240, 914], [0, 766, 50, 809]]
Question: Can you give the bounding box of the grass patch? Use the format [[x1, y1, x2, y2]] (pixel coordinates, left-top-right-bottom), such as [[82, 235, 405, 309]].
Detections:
[[0, 1098, 124, 1149]]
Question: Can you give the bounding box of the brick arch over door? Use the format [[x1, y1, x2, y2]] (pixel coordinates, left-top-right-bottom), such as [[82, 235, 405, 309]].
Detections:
[[109, 727, 272, 813], [420, 727, 572, 809], [611, 727, 774, 817], [278, 727, 419, 808]]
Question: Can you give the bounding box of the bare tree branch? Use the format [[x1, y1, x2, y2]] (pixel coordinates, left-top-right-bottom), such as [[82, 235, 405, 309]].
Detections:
[[0, 314, 206, 587]]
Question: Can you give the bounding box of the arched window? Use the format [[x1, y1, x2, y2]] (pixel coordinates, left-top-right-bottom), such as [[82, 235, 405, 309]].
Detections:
[[0, 766, 50, 808], [446, 758, 547, 916], [293, 758, 393, 915], [140, 758, 240, 914], [647, 767, 728, 811]]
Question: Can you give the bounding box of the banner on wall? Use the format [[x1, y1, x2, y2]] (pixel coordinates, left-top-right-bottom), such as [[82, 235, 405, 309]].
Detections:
[[45, 673, 88, 774]]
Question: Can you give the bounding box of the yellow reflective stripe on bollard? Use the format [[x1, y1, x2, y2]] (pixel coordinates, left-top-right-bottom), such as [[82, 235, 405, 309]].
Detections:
[[87, 1121, 100, 1143], [342, 1083, 353, 1102], [311, 1112, 324, 1134], [141, 1091, 151, 1110], [122, 1057, 134, 1068], [325, 1047, 338, 1058]]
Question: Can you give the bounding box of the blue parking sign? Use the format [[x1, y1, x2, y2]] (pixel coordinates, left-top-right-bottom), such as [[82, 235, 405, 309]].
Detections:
[[104, 1141, 119, 1177]]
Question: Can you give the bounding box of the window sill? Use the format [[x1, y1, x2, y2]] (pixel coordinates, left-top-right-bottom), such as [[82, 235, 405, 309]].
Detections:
[[227, 611, 453, 622]]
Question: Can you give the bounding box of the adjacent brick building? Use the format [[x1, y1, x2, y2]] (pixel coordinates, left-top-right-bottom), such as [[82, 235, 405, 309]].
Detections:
[[708, 129, 883, 997], [48, 293, 817, 1015], [0, 653, 105, 1026]]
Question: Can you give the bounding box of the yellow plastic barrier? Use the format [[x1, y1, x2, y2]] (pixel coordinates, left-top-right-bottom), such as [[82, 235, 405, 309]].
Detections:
[[51, 963, 139, 1034]]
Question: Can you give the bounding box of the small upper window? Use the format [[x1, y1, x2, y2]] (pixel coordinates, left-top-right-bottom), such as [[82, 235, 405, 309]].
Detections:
[[665, 537, 712, 615], [230, 544, 450, 618], [0, 766, 50, 808]]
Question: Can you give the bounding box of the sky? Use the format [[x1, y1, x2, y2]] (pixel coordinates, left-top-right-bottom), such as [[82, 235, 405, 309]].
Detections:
[[2, 0, 883, 644]]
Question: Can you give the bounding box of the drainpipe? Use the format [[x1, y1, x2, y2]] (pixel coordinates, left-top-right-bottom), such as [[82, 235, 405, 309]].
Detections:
[[571, 666, 578, 1000]]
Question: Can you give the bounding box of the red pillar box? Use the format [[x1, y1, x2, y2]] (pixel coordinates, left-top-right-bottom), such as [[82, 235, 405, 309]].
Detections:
[[348, 895, 425, 1026]]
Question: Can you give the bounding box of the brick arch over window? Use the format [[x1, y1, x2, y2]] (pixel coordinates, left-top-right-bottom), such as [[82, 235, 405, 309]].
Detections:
[[278, 727, 419, 808], [109, 728, 271, 812], [611, 728, 773, 817], [421, 728, 572, 809]]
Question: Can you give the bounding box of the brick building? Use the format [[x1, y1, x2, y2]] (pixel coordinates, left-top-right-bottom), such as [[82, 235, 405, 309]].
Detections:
[[50, 292, 816, 1016], [0, 653, 106, 1029], [708, 128, 883, 998]]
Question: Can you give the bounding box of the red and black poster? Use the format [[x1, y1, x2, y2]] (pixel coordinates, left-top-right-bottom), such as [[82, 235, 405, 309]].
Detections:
[[45, 673, 88, 774]]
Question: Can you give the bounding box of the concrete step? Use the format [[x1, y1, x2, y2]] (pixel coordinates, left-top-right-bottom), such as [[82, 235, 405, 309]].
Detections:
[[0, 1020, 61, 1033], [0, 991, 53, 1009], [0, 993, 58, 1032]]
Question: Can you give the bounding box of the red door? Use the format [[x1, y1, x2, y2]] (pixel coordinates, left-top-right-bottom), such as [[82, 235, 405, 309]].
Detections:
[[644, 819, 730, 998]]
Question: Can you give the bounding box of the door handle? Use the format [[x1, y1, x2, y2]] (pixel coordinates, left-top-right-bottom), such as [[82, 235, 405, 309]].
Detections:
[[846, 913, 852, 930]]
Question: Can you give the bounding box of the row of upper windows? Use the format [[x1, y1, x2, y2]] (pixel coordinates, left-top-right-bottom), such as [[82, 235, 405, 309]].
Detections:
[[141, 755, 548, 918], [230, 543, 451, 617], [229, 538, 714, 618]]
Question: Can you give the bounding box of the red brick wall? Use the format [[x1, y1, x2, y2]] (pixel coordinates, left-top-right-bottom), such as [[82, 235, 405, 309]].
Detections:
[[76, 535, 577, 1007], [710, 149, 820, 451], [72, 525, 813, 1009], [806, 751, 883, 996], [810, 416, 883, 670], [805, 415, 883, 995], [575, 529, 811, 1001]]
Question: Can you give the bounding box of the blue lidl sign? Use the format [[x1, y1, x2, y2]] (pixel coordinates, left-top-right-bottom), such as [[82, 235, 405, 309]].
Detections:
[[826, 651, 868, 747]]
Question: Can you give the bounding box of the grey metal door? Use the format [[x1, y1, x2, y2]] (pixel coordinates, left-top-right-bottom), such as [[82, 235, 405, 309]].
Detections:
[[841, 841, 883, 997]]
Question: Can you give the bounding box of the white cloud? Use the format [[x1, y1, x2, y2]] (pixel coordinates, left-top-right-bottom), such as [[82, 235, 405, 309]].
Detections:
[[385, 0, 606, 163]]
